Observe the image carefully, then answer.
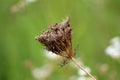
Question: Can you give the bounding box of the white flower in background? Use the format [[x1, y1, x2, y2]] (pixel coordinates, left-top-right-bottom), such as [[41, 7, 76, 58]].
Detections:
[[77, 76, 91, 80], [32, 64, 53, 80], [44, 50, 60, 60], [105, 37, 120, 59], [25, 0, 36, 4], [69, 75, 91, 80], [77, 66, 91, 80], [78, 66, 91, 76]]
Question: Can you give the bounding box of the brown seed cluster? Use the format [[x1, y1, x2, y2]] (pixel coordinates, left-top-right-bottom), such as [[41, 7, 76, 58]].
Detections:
[[35, 17, 73, 58], [35, 17, 96, 80]]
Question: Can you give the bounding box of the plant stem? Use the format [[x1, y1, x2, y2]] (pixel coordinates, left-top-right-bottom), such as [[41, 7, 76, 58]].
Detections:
[[71, 57, 96, 80]]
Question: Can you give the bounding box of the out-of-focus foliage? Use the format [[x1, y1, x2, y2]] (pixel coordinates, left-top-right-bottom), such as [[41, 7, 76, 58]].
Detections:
[[0, 0, 120, 80]]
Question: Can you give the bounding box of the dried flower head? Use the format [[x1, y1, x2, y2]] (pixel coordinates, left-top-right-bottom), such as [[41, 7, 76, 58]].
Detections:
[[35, 17, 74, 58], [35, 17, 96, 80]]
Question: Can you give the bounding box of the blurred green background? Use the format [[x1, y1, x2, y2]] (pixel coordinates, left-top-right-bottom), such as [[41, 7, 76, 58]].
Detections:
[[0, 0, 120, 80]]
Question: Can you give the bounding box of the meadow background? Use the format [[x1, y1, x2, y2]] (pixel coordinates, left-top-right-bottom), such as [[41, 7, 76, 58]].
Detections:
[[0, 0, 120, 80]]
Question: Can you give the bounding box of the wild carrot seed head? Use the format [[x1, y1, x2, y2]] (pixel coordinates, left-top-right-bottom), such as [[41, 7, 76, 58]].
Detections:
[[35, 17, 73, 58]]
